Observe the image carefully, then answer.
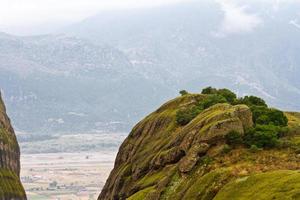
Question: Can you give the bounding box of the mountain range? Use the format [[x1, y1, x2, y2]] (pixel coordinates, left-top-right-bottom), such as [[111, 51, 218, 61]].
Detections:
[[1, 0, 300, 134]]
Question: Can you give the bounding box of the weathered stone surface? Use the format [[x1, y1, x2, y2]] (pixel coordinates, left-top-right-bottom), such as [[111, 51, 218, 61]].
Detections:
[[98, 94, 255, 200], [99, 93, 300, 200], [0, 92, 26, 200], [178, 143, 209, 173], [151, 147, 185, 169]]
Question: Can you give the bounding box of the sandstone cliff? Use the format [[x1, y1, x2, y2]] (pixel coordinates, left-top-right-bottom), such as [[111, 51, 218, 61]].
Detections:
[[0, 92, 26, 200], [99, 93, 300, 200]]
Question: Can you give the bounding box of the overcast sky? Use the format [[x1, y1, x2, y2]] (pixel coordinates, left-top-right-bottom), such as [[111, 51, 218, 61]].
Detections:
[[0, 0, 186, 35], [0, 0, 299, 35]]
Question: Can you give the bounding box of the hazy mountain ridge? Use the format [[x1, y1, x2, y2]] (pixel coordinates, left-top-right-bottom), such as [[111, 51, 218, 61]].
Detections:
[[1, 0, 300, 135], [0, 33, 174, 134], [66, 0, 300, 110]]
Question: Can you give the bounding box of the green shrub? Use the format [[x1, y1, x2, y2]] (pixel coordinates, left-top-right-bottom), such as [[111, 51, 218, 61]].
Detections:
[[199, 156, 213, 166], [277, 139, 293, 149], [176, 94, 227, 126], [201, 87, 237, 103], [222, 144, 232, 154], [238, 96, 267, 107], [249, 144, 261, 153], [176, 106, 202, 126], [198, 94, 227, 110], [179, 90, 188, 96], [251, 106, 288, 127], [217, 89, 237, 103], [295, 148, 300, 154], [225, 131, 243, 146], [243, 125, 287, 148], [201, 86, 217, 94]]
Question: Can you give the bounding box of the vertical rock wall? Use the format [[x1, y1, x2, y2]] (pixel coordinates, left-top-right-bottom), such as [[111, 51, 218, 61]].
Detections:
[[0, 92, 26, 200]]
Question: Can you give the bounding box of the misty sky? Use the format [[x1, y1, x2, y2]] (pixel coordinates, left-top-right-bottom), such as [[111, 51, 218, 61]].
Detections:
[[0, 0, 299, 35], [0, 0, 186, 35]]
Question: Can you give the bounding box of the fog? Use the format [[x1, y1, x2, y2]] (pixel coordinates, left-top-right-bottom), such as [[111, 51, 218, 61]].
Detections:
[[0, 0, 187, 35]]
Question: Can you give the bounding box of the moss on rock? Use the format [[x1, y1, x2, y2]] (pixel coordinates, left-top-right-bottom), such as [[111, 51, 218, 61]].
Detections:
[[214, 170, 300, 200], [98, 93, 300, 200], [0, 93, 26, 200]]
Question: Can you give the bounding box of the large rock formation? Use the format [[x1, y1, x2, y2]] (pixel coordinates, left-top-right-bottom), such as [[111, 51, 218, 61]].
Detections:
[[0, 92, 26, 200], [99, 94, 300, 200]]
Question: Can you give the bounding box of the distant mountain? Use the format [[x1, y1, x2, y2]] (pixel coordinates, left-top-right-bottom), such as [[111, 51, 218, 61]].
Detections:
[[65, 0, 300, 110], [0, 33, 174, 133], [1, 0, 300, 134]]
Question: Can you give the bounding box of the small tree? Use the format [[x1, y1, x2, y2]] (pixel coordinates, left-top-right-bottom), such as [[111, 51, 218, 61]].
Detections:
[[243, 125, 281, 148], [179, 90, 188, 96], [201, 86, 217, 94], [217, 89, 237, 103], [176, 106, 202, 126], [251, 106, 288, 127], [239, 96, 267, 107], [198, 94, 227, 110], [225, 131, 243, 146]]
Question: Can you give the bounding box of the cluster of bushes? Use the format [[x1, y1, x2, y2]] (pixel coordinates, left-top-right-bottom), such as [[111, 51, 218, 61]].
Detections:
[[176, 94, 227, 125], [177, 87, 289, 150], [176, 106, 202, 126], [176, 87, 246, 125], [201, 87, 237, 104], [225, 124, 289, 150]]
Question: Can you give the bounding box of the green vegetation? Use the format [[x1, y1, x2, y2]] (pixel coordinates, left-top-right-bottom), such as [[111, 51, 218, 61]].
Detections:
[[0, 96, 26, 200], [285, 112, 300, 135], [201, 87, 237, 103], [101, 87, 300, 200], [182, 169, 232, 200], [176, 106, 202, 126], [0, 128, 18, 149], [198, 94, 227, 110], [235, 95, 267, 107], [136, 167, 171, 189], [251, 106, 288, 127], [176, 94, 227, 125], [127, 186, 155, 200], [176, 87, 289, 151], [0, 169, 26, 198], [249, 144, 261, 153], [214, 170, 300, 200], [243, 125, 286, 148], [179, 90, 188, 96], [225, 131, 243, 146], [177, 87, 241, 126]]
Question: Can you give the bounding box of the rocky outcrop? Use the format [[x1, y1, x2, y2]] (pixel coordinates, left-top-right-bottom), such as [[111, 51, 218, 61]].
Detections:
[[98, 94, 300, 200], [0, 92, 26, 200]]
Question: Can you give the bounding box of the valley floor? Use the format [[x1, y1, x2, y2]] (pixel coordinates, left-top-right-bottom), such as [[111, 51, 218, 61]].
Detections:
[[20, 151, 116, 200]]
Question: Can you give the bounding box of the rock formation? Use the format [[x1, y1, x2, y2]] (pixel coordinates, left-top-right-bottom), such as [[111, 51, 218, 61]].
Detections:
[[0, 92, 26, 200], [99, 93, 300, 200]]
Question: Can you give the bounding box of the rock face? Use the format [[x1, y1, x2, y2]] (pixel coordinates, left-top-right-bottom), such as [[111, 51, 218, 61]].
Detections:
[[0, 92, 26, 200], [99, 94, 300, 200]]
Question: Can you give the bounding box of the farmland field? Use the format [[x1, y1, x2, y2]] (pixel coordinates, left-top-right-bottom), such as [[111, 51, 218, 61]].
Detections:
[[19, 132, 126, 200]]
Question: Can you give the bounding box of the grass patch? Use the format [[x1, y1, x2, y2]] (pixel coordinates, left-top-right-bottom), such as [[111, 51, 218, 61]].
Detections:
[[182, 168, 232, 200], [215, 170, 300, 200], [127, 186, 155, 200]]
